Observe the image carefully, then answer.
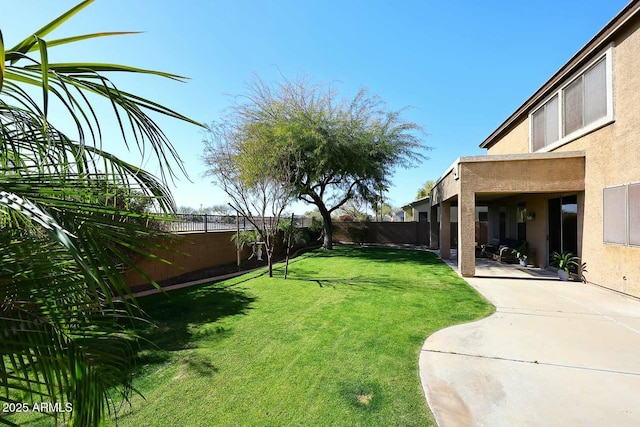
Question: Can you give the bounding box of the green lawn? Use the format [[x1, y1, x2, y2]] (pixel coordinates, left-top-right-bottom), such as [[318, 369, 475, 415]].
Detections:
[[11, 245, 493, 426]]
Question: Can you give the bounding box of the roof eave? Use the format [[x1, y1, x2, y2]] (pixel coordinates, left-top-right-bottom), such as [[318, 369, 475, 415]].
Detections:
[[479, 0, 640, 150]]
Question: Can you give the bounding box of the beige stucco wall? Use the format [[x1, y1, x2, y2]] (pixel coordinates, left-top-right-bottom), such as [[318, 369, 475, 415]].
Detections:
[[402, 207, 413, 222], [475, 16, 640, 296], [486, 118, 529, 155], [461, 157, 585, 193], [124, 231, 251, 288], [431, 168, 460, 204]]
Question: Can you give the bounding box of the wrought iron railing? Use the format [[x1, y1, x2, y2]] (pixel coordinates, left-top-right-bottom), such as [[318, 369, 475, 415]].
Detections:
[[164, 214, 313, 233]]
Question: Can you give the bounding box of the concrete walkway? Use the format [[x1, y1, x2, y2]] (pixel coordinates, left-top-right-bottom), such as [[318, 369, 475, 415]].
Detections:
[[419, 257, 640, 427]]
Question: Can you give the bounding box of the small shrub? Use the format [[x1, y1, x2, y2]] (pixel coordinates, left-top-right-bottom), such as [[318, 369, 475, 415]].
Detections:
[[231, 230, 261, 250]]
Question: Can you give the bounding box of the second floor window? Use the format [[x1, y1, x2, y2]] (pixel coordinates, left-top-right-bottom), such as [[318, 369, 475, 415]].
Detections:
[[532, 95, 559, 151], [563, 57, 607, 136], [530, 47, 613, 152]]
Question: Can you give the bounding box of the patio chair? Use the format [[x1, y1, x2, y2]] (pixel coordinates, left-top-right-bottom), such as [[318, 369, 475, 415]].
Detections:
[[481, 238, 520, 264]]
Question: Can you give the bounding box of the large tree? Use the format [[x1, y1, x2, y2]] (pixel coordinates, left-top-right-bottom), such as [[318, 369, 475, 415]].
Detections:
[[0, 2, 201, 425], [207, 76, 427, 249]]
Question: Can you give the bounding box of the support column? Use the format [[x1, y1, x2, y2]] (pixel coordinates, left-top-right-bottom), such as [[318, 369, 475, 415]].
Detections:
[[440, 201, 451, 260], [459, 188, 476, 277], [429, 205, 439, 250]]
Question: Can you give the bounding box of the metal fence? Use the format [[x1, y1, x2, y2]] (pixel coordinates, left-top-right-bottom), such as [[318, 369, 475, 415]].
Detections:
[[165, 214, 314, 233]]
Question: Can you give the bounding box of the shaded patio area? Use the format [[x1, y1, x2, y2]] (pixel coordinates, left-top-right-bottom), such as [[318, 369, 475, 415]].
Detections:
[[441, 250, 558, 281]]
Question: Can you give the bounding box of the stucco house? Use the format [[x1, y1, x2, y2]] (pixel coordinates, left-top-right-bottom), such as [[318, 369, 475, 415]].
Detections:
[[402, 196, 431, 222], [429, 0, 640, 298]]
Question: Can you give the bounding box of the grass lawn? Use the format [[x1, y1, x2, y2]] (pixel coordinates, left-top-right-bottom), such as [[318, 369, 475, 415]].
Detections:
[[9, 245, 493, 426]]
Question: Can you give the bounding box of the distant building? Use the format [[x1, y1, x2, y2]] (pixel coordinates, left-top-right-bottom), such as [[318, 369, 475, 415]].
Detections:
[[402, 196, 430, 222]]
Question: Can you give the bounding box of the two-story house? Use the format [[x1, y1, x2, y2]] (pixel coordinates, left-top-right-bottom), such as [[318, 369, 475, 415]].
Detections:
[[429, 0, 640, 298]]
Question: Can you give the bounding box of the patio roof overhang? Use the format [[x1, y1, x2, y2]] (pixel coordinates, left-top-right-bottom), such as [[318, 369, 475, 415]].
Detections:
[[430, 151, 586, 206]]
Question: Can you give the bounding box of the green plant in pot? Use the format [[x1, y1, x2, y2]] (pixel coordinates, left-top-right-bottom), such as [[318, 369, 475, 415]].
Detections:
[[513, 241, 531, 267], [551, 251, 581, 281]]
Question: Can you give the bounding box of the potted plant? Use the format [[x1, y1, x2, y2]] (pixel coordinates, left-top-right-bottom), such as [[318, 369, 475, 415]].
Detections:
[[513, 241, 531, 267], [577, 260, 588, 283], [551, 251, 580, 281]]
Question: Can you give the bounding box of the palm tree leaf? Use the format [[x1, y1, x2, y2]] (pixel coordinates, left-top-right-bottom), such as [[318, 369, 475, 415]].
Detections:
[[28, 62, 189, 82], [26, 31, 142, 52], [0, 29, 5, 92], [35, 37, 49, 126], [7, 0, 94, 61], [4, 64, 201, 179], [1, 1, 204, 423], [0, 191, 100, 286]]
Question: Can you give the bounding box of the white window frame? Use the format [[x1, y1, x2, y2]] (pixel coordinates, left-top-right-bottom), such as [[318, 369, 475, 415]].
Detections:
[[529, 46, 614, 153], [629, 182, 640, 248], [603, 182, 640, 247], [603, 184, 627, 246]]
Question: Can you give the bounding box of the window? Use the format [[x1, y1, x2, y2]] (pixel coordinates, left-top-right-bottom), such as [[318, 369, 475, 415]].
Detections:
[[630, 183, 640, 246], [603, 183, 640, 247], [603, 186, 626, 244], [584, 59, 608, 125], [563, 58, 607, 136], [532, 95, 559, 151], [563, 77, 584, 135], [516, 202, 527, 242], [530, 48, 613, 152]]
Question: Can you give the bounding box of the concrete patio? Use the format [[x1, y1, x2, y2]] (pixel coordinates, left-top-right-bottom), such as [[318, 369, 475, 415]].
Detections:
[[420, 256, 640, 426]]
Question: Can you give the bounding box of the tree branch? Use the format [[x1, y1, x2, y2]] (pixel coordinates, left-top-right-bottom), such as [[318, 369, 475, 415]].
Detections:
[[328, 180, 361, 214]]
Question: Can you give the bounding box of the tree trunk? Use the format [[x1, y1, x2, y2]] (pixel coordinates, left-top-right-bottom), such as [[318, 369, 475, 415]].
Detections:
[[305, 192, 334, 249], [321, 211, 333, 250], [267, 248, 273, 277], [284, 212, 294, 279], [263, 232, 274, 278]]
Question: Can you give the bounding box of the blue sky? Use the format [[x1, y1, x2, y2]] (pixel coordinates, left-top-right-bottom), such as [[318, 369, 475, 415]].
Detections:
[[4, 0, 630, 213]]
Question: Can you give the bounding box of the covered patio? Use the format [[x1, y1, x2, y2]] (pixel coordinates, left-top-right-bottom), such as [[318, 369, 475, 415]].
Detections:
[[429, 152, 586, 277], [442, 250, 558, 280]]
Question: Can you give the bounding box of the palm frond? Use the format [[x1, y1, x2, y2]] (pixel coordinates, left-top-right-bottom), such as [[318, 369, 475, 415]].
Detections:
[[26, 31, 142, 52], [1, 1, 202, 425], [7, 0, 94, 61], [0, 30, 5, 92]]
